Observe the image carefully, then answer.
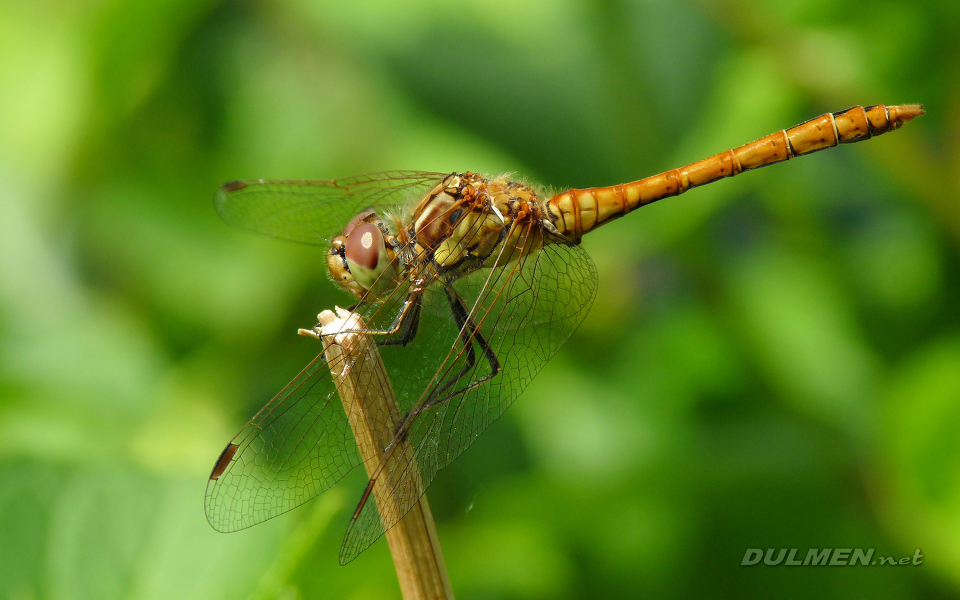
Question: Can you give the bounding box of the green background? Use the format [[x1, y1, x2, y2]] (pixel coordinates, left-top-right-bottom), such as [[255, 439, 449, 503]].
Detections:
[[1, 0, 957, 598]]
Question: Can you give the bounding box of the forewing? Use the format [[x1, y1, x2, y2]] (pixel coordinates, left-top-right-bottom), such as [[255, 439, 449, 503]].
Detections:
[[204, 352, 361, 532], [214, 171, 447, 244], [206, 170, 466, 536], [206, 171, 447, 530], [339, 229, 598, 563], [204, 267, 432, 532]]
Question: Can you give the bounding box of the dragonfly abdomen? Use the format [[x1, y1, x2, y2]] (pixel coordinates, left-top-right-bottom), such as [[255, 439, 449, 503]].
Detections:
[[546, 103, 924, 241]]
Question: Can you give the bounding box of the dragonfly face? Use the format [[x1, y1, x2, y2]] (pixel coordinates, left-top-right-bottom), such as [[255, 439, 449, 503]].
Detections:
[[327, 210, 399, 299]]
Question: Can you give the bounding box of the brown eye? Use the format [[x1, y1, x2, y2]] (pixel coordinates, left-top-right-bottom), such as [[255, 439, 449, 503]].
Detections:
[[343, 210, 376, 237], [345, 223, 383, 270]]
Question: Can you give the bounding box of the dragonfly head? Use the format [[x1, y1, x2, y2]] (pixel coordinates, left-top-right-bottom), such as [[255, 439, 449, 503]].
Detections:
[[328, 211, 396, 299]]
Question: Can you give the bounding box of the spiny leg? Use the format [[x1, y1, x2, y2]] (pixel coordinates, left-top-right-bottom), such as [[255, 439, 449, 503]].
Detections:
[[393, 285, 502, 445], [300, 288, 423, 341], [352, 287, 504, 520], [425, 285, 500, 407], [376, 294, 422, 348]]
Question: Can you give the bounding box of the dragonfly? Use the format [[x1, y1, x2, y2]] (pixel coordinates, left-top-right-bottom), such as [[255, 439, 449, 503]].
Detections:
[[205, 103, 923, 564]]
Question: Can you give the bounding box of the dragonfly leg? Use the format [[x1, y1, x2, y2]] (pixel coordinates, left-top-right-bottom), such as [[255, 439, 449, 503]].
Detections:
[[376, 294, 423, 348], [428, 286, 500, 406], [328, 290, 423, 343], [401, 286, 502, 432], [300, 295, 421, 356], [390, 286, 501, 444]]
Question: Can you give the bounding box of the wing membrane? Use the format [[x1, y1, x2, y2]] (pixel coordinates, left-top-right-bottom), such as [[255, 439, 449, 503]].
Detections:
[[214, 171, 447, 244], [205, 171, 446, 531], [204, 352, 359, 532]]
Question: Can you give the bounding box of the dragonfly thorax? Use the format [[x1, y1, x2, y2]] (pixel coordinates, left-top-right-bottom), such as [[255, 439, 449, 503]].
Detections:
[[412, 172, 533, 271]]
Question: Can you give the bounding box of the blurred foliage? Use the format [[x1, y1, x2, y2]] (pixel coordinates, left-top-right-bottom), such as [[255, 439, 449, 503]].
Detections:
[[0, 0, 957, 598]]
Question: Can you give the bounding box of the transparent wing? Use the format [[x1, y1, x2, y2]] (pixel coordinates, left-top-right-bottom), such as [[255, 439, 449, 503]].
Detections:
[[205, 171, 447, 533], [339, 229, 598, 563], [204, 248, 438, 532], [205, 222, 482, 533], [214, 171, 447, 245], [204, 352, 359, 532]]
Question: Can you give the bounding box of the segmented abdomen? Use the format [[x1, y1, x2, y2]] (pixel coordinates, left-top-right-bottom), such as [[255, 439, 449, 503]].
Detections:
[[547, 104, 924, 241]]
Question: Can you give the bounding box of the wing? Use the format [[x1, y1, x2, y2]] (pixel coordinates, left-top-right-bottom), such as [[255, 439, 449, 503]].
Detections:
[[205, 171, 447, 532], [203, 274, 434, 532], [214, 171, 448, 245], [205, 225, 476, 534], [339, 227, 598, 564], [204, 350, 360, 532]]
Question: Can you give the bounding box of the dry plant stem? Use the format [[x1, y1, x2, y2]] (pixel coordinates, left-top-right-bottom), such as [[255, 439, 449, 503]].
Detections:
[[315, 307, 453, 600]]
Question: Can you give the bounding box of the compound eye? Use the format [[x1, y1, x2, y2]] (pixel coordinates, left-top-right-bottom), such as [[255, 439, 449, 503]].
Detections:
[[344, 223, 383, 271], [344, 210, 377, 237]]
